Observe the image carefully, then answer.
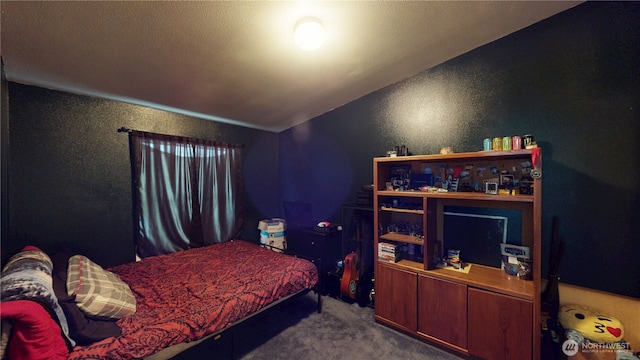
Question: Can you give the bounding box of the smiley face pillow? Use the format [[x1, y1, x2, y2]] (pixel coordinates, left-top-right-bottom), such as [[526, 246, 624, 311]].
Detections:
[[558, 304, 625, 344]]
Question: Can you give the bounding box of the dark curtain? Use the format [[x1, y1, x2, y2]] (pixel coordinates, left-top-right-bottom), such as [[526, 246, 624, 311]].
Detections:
[[129, 131, 243, 258]]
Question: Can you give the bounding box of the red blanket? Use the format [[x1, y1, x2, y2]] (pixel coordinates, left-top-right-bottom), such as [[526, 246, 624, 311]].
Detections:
[[68, 240, 318, 360], [1, 300, 69, 360]]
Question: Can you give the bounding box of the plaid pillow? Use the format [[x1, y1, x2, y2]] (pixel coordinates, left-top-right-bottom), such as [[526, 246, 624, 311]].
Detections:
[[66, 255, 136, 319]]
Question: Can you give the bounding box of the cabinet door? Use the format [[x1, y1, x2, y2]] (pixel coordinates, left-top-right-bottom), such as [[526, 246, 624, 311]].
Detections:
[[418, 275, 467, 350], [375, 264, 417, 331], [468, 288, 533, 360]]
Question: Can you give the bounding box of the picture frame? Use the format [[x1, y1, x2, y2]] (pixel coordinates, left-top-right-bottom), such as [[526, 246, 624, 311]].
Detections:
[[500, 174, 515, 187], [485, 181, 498, 194], [389, 165, 411, 190]]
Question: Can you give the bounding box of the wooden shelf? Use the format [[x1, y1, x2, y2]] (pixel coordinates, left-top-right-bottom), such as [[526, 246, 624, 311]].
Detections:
[[380, 206, 424, 214], [376, 190, 533, 203], [426, 264, 534, 300], [379, 260, 534, 301], [374, 149, 534, 163], [387, 258, 423, 270], [379, 232, 424, 245], [373, 149, 542, 359]]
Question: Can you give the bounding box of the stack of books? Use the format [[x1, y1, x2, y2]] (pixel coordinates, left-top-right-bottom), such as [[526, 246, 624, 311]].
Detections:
[[378, 242, 401, 263]]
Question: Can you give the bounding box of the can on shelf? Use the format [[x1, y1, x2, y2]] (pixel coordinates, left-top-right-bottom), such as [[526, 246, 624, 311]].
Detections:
[[492, 137, 502, 151], [512, 136, 522, 150], [502, 136, 512, 150], [523, 134, 534, 149], [483, 138, 492, 151]]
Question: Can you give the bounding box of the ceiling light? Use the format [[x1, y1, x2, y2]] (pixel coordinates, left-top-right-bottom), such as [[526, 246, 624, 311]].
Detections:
[[294, 17, 326, 51]]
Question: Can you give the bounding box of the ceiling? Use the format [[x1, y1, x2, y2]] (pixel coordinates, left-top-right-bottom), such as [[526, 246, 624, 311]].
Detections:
[[1, 1, 582, 132]]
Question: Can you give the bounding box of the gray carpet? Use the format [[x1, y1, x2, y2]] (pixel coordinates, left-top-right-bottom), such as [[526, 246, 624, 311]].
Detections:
[[232, 292, 464, 360]]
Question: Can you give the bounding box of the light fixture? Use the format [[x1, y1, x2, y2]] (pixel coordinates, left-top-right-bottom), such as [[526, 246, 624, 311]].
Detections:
[[293, 17, 326, 51]]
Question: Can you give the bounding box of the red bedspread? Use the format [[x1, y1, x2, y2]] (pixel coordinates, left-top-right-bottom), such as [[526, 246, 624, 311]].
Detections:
[[68, 240, 318, 360]]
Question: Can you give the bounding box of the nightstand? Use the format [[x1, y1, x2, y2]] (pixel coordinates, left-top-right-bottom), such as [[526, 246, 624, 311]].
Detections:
[[286, 227, 342, 296]]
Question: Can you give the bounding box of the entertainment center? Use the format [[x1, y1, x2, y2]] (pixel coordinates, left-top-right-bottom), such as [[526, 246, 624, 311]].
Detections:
[[373, 149, 542, 359]]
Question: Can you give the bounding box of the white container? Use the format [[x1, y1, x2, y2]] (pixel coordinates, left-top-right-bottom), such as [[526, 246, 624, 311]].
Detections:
[[258, 218, 287, 252]]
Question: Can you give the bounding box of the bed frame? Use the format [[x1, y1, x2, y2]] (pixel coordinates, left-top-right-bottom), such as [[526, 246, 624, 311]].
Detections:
[[1, 241, 321, 360], [136, 242, 323, 360], [146, 287, 320, 360], [144, 244, 324, 360]]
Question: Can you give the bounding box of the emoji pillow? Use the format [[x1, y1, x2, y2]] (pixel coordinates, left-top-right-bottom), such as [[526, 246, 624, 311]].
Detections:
[[558, 304, 625, 344]]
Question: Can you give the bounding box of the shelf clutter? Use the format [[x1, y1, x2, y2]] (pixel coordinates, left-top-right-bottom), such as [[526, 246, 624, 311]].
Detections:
[[373, 149, 542, 360]]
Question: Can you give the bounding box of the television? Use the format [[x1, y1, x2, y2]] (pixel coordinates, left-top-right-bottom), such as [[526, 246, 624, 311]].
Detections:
[[442, 205, 522, 268]]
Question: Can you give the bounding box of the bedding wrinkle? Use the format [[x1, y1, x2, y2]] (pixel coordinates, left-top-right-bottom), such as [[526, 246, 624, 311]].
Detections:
[[68, 241, 317, 360]]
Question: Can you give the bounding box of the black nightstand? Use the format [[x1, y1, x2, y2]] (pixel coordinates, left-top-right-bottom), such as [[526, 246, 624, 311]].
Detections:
[[286, 227, 342, 296]]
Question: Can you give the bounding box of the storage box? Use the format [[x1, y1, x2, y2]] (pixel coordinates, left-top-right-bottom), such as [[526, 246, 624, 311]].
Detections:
[[258, 218, 286, 232], [258, 218, 287, 253]]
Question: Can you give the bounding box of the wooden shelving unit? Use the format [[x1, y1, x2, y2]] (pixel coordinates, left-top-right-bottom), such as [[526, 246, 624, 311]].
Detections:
[[373, 149, 542, 360]]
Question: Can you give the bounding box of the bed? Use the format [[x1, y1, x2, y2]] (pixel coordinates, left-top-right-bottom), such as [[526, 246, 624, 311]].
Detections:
[[1, 240, 319, 360]]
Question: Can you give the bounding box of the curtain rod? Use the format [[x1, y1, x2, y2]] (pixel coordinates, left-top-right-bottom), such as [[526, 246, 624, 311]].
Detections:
[[116, 127, 244, 147]]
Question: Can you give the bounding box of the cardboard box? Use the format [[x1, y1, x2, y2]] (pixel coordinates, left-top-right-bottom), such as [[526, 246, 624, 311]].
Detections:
[[258, 218, 286, 232], [258, 218, 287, 252]]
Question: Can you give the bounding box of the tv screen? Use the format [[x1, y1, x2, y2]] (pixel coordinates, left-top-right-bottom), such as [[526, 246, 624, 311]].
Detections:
[[443, 206, 522, 268]]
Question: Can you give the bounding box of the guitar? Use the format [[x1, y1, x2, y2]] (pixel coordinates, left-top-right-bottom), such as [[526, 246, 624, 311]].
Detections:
[[341, 218, 362, 300], [340, 251, 358, 299]]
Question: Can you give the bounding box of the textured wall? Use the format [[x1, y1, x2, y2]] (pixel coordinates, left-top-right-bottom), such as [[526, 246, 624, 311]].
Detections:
[[4, 84, 278, 267], [279, 2, 640, 298], [1, 62, 9, 244], [3, 2, 638, 298]]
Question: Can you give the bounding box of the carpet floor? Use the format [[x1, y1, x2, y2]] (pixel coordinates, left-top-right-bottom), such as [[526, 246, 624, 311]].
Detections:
[[229, 292, 465, 360]]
